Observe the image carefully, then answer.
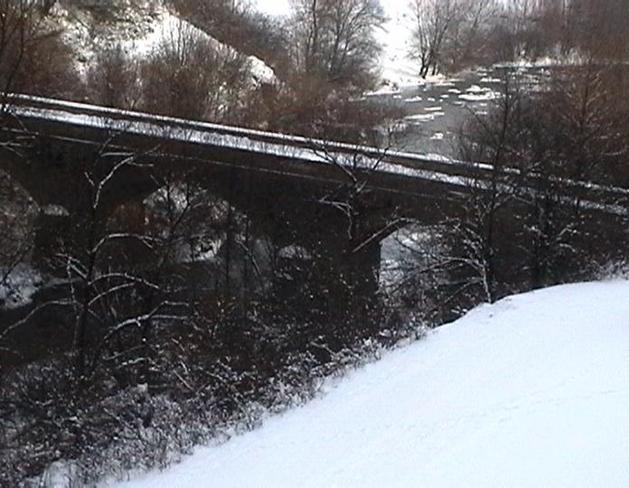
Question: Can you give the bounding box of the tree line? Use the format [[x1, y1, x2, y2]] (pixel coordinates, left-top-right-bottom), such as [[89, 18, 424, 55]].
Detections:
[[409, 0, 629, 78]]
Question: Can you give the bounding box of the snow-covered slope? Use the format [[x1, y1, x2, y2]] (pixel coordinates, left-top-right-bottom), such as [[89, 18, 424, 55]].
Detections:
[[374, 0, 427, 90], [49, 1, 275, 84], [109, 279, 629, 487]]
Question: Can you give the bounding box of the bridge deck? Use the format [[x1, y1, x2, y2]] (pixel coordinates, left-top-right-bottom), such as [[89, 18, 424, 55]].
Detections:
[[2, 94, 628, 216]]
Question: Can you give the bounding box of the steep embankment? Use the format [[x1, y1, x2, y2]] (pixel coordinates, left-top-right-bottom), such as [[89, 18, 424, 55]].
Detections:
[[111, 279, 629, 487], [46, 1, 275, 84]]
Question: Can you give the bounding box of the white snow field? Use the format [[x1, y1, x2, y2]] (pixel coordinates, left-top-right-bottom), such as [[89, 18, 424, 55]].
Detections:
[[110, 280, 629, 488]]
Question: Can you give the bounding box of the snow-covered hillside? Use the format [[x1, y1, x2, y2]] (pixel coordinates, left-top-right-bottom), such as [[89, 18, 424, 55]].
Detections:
[[48, 1, 275, 84], [109, 279, 629, 487]]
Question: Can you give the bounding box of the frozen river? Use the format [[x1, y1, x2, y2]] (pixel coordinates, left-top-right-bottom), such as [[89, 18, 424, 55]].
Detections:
[[368, 65, 553, 157]]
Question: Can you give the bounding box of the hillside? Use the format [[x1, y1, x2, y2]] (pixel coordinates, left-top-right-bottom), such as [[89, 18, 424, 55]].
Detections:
[[109, 279, 629, 487], [45, 1, 275, 87]]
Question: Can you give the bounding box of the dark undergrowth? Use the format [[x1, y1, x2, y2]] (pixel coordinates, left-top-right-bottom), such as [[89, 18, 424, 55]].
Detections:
[[1, 304, 426, 487]]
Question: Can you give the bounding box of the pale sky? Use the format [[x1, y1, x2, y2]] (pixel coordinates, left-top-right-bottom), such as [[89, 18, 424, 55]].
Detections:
[[253, 1, 413, 18], [253, 0, 291, 16]]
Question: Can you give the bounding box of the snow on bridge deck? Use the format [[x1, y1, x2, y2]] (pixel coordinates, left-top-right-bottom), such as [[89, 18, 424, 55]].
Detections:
[[3, 95, 484, 186], [3, 94, 628, 216]]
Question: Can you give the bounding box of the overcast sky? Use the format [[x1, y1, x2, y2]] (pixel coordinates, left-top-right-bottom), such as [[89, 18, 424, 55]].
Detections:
[[253, 0, 290, 16], [253, 0, 413, 17]]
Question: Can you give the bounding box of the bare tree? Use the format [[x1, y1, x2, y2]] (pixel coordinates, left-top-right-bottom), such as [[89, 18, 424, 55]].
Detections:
[[289, 0, 384, 90], [410, 0, 500, 76], [514, 63, 628, 285], [409, 0, 462, 78], [0, 0, 77, 103], [444, 0, 496, 71], [87, 44, 141, 110], [568, 0, 629, 59], [456, 77, 525, 301], [455, 60, 628, 292], [0, 0, 33, 104]]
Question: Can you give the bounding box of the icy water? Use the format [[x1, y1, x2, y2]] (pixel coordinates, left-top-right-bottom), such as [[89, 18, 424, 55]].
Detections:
[[368, 65, 553, 157]]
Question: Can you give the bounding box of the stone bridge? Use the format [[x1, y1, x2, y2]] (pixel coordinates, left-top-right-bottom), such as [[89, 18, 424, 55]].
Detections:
[[1, 94, 627, 297]]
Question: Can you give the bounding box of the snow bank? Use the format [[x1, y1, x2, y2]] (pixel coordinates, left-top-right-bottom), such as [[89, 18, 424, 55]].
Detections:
[[374, 1, 423, 90], [109, 279, 629, 487], [127, 9, 275, 84], [458, 84, 501, 102]]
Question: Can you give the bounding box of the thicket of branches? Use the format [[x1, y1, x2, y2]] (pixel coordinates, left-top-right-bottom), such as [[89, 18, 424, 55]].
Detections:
[[380, 57, 628, 317], [0, 136, 422, 485], [0, 0, 79, 104], [430, 63, 628, 305]]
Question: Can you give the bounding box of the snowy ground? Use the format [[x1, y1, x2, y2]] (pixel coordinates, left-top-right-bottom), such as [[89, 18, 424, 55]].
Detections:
[[0, 265, 44, 309], [108, 279, 629, 488]]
